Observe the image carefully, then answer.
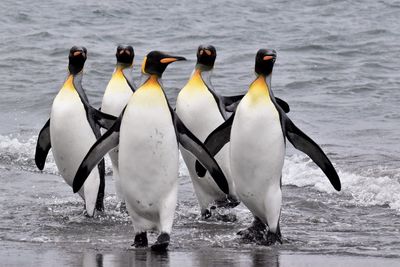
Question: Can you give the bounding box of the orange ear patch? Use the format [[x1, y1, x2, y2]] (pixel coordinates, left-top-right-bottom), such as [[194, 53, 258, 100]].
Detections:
[[160, 57, 177, 64], [204, 49, 212, 56], [141, 56, 147, 73], [73, 51, 82, 56]]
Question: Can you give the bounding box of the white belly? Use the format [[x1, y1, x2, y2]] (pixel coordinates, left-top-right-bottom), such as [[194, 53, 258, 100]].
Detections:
[[230, 95, 285, 223], [101, 73, 133, 201], [101, 75, 132, 116], [176, 86, 235, 210], [50, 86, 100, 215], [119, 90, 178, 229]]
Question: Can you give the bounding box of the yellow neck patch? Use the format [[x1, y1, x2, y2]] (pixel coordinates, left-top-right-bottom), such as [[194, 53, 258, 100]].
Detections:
[[131, 75, 166, 107], [247, 75, 272, 105], [138, 75, 161, 91], [180, 69, 208, 95], [55, 75, 79, 101], [61, 75, 76, 92]]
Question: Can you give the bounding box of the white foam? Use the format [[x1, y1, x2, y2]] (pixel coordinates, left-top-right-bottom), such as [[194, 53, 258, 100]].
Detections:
[[2, 134, 400, 211], [0, 134, 112, 175], [283, 154, 400, 211]]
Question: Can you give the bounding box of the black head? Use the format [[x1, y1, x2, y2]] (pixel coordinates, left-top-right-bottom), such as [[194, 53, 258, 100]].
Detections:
[[116, 45, 134, 65], [196, 45, 216, 70], [255, 49, 277, 76], [141, 51, 186, 77], [68, 46, 87, 75]]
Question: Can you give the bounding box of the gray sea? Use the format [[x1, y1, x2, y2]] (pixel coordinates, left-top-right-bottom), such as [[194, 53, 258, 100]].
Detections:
[[1, 0, 400, 266]]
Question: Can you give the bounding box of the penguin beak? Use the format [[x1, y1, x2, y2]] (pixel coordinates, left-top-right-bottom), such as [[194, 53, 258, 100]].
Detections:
[[160, 56, 186, 64], [263, 55, 274, 61], [199, 49, 212, 56], [73, 50, 86, 58], [119, 49, 131, 56]]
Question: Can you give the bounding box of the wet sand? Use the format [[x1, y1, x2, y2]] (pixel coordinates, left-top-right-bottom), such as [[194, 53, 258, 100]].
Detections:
[[2, 241, 399, 267]]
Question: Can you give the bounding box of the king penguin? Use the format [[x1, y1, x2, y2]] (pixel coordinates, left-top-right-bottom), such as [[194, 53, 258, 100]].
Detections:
[[196, 49, 341, 245], [180, 45, 291, 218], [72, 51, 230, 251], [176, 45, 241, 218], [101, 45, 136, 205], [35, 46, 116, 216]]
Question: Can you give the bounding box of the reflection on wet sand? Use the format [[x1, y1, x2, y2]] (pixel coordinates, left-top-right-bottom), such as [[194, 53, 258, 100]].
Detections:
[[81, 248, 280, 267], [82, 250, 170, 267]]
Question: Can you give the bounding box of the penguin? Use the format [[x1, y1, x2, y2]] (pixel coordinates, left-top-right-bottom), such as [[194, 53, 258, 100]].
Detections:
[[35, 46, 116, 217], [72, 51, 229, 251], [195, 49, 341, 245], [176, 45, 240, 218], [101, 45, 136, 205], [177, 45, 291, 218]]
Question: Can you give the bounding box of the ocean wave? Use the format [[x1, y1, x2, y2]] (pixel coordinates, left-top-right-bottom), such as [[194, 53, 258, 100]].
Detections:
[[283, 154, 400, 211], [1, 134, 399, 211]]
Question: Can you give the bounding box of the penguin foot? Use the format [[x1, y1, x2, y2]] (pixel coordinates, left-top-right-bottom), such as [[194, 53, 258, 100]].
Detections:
[[237, 218, 267, 242], [118, 202, 127, 213], [201, 209, 212, 219], [151, 233, 170, 251], [215, 212, 237, 222], [132, 232, 148, 248], [258, 231, 282, 246], [215, 196, 240, 209], [95, 202, 104, 212]]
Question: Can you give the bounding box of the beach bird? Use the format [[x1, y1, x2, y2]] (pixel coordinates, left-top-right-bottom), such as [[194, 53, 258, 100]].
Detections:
[[183, 45, 290, 218], [196, 49, 341, 245], [101, 45, 136, 205], [176, 45, 242, 218], [35, 46, 115, 216], [73, 51, 229, 251]]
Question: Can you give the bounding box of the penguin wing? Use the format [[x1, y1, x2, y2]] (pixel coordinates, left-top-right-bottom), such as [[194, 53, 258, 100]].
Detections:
[[73, 115, 122, 193], [222, 94, 244, 113], [35, 119, 51, 170], [72, 76, 118, 129], [122, 68, 137, 92], [284, 116, 341, 191], [275, 97, 290, 113], [195, 112, 235, 177], [172, 110, 230, 194], [90, 107, 118, 130]]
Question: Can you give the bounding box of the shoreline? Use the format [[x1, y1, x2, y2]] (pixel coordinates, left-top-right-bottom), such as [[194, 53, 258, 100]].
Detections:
[[1, 241, 399, 267]]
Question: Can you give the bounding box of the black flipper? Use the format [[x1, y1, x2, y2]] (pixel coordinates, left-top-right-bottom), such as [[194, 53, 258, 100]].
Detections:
[[73, 114, 123, 193], [171, 110, 229, 194], [90, 108, 118, 130], [284, 117, 341, 191], [275, 97, 290, 113], [222, 94, 244, 113], [35, 119, 51, 170], [122, 68, 137, 92], [72, 74, 117, 130], [195, 112, 235, 177]]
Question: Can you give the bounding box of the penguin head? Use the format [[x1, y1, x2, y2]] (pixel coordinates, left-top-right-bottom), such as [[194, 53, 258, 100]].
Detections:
[[141, 51, 186, 77], [116, 45, 134, 65], [68, 46, 87, 75], [196, 45, 216, 71], [255, 49, 277, 76]]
